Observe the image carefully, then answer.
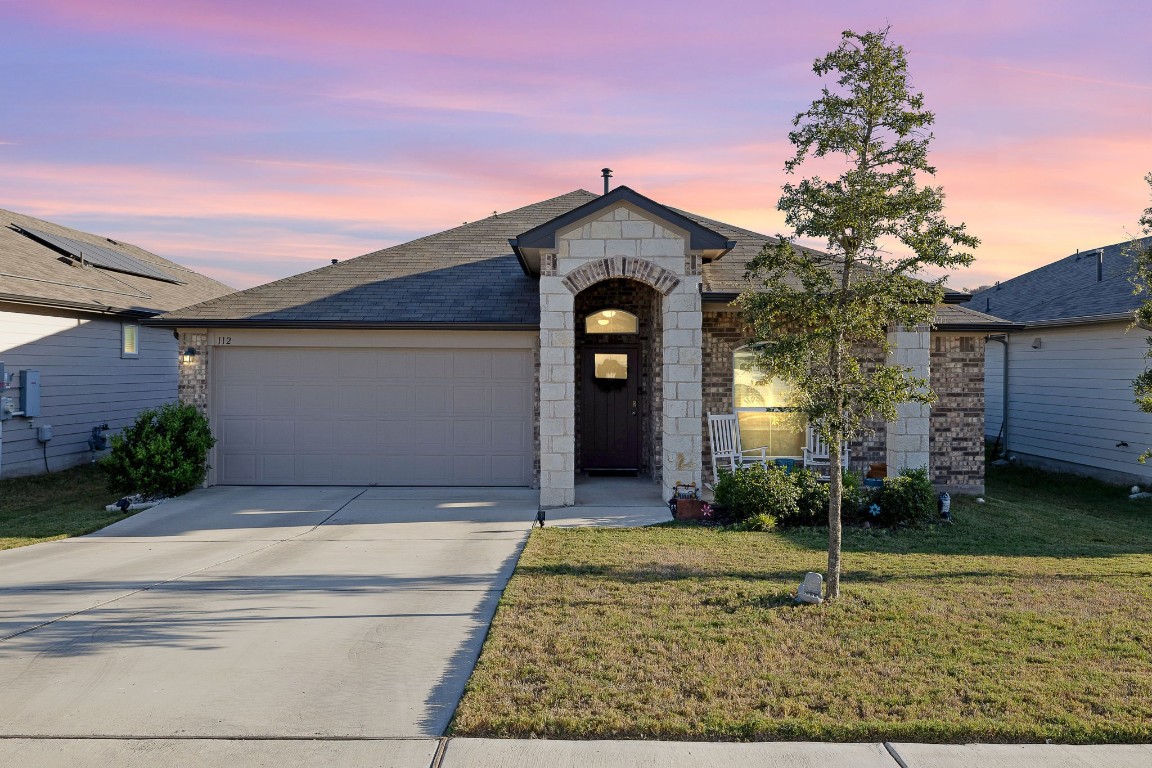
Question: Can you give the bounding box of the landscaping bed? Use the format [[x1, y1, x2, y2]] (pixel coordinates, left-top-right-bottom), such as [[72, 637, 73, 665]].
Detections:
[[452, 466, 1152, 743], [0, 464, 130, 550]]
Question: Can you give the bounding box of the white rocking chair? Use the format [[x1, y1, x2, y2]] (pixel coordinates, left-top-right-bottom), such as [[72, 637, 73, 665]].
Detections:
[[802, 425, 850, 480], [707, 413, 770, 483]]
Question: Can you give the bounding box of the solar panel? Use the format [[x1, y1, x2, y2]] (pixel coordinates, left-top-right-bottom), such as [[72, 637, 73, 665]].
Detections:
[[16, 225, 184, 284]]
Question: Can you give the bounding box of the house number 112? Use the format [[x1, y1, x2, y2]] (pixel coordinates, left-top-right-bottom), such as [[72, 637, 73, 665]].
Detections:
[[216, 336, 232, 344]]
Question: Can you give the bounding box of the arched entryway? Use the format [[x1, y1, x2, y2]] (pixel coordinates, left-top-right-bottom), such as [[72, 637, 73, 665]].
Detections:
[[573, 278, 663, 479]]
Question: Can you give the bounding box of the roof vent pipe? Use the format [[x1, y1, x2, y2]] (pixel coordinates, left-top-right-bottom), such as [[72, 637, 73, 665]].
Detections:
[[601, 168, 613, 195], [1097, 250, 1104, 282]]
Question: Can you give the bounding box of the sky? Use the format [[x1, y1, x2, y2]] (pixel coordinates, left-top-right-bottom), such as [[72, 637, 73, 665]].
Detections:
[[2, 0, 1150, 292]]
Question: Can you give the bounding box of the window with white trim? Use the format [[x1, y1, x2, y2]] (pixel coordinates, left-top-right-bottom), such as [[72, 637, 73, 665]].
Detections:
[[733, 345, 805, 457], [121, 323, 139, 358]]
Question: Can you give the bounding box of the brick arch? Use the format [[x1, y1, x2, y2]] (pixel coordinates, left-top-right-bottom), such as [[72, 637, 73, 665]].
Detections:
[[561, 256, 680, 296]]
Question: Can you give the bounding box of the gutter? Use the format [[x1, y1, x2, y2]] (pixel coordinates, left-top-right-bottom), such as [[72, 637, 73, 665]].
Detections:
[[142, 318, 541, 331], [0, 293, 161, 318], [1017, 311, 1136, 329]]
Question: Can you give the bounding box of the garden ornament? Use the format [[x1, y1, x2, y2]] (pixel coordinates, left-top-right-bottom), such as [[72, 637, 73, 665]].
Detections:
[[796, 572, 824, 605]]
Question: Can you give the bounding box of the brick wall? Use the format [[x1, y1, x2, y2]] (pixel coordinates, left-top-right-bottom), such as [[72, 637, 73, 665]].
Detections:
[[177, 329, 209, 415], [930, 334, 986, 493], [700, 309, 887, 477]]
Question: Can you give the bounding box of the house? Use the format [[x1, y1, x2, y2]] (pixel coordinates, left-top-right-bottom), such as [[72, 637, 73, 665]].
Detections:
[[965, 236, 1152, 484], [0, 209, 233, 478], [150, 186, 1008, 504]]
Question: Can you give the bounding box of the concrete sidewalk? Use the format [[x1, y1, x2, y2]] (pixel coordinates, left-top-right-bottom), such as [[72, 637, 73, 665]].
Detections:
[[1, 737, 1148, 767]]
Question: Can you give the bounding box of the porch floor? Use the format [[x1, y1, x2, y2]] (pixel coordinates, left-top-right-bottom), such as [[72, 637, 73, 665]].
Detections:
[[542, 475, 671, 527]]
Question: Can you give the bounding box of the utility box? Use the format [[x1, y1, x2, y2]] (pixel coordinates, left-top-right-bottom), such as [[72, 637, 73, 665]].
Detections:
[[19, 369, 41, 417], [37, 424, 53, 442]]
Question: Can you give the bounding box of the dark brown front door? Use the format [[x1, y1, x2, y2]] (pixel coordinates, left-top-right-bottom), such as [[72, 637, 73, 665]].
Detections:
[[580, 346, 640, 471]]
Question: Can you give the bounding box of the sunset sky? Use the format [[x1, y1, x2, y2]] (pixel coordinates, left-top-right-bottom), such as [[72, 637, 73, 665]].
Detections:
[[2, 0, 1150, 292]]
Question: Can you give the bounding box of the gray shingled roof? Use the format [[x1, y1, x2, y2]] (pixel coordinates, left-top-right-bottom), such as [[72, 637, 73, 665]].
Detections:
[[153, 189, 985, 327], [0, 208, 234, 316], [964, 237, 1152, 324]]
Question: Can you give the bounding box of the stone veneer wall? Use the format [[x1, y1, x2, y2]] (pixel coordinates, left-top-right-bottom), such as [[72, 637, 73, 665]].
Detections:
[[886, 325, 932, 473], [701, 309, 887, 477], [930, 334, 986, 493], [177, 329, 210, 415], [540, 204, 701, 506], [573, 279, 662, 477]]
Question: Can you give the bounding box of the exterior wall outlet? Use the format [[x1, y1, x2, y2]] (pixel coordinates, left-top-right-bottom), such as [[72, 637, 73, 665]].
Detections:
[[37, 424, 54, 442]]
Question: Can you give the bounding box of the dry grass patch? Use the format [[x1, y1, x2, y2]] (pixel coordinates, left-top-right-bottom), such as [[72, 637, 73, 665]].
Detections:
[[453, 467, 1152, 743]]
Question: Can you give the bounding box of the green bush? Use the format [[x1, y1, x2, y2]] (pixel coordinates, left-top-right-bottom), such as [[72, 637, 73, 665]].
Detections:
[[102, 402, 216, 498], [712, 463, 800, 523], [788, 468, 828, 526], [873, 467, 936, 527], [731, 512, 778, 532]]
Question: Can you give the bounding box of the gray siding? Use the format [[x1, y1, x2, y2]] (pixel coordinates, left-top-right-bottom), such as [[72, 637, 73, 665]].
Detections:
[[997, 322, 1152, 482], [984, 340, 1004, 438], [0, 306, 177, 478]]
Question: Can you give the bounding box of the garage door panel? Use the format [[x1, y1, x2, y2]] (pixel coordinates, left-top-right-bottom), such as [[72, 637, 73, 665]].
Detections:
[[491, 422, 529, 452], [492, 385, 529, 415], [220, 453, 257, 484], [415, 385, 450, 415], [414, 351, 450, 378], [219, 384, 259, 414], [260, 420, 295, 449], [453, 385, 491, 415], [453, 420, 492, 451], [379, 384, 414, 413], [491, 350, 530, 380], [260, 454, 296, 484], [220, 418, 257, 449], [452, 351, 491, 378], [332, 385, 377, 416], [256, 386, 295, 416], [214, 346, 532, 486]]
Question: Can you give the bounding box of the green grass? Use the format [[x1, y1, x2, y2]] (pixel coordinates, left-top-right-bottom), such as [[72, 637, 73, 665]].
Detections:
[[0, 464, 132, 550], [452, 466, 1152, 743]]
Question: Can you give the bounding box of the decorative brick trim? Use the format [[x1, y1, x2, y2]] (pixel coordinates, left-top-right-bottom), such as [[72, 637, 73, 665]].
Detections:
[[541, 252, 558, 277], [685, 253, 702, 276], [562, 257, 681, 296]]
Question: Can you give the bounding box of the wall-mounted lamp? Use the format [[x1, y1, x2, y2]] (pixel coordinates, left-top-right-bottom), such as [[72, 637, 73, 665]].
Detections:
[[181, 347, 198, 364], [1031, 337, 1042, 349]]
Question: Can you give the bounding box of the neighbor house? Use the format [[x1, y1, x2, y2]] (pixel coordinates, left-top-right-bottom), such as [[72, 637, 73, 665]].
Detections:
[[0, 209, 233, 478], [150, 186, 1008, 504], [966, 236, 1152, 484]]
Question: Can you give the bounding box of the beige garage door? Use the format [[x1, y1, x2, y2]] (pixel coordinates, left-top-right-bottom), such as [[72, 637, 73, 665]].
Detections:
[[213, 347, 533, 486]]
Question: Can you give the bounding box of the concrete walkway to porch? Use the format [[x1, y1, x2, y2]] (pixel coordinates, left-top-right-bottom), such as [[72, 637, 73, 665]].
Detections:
[[540, 474, 672, 528]]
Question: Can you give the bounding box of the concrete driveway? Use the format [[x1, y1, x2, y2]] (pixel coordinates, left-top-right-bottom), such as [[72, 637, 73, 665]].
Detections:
[[0, 485, 557, 764]]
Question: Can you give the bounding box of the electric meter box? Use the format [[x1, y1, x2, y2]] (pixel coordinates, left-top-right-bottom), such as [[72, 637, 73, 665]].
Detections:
[[20, 369, 41, 417]]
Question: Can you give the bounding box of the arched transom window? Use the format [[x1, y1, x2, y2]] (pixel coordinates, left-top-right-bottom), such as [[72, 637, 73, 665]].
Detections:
[[733, 345, 806, 458], [585, 309, 638, 334]]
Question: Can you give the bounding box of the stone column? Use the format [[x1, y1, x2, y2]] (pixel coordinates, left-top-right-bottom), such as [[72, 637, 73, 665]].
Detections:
[[538, 279, 575, 507], [886, 324, 931, 473], [661, 278, 703, 499]]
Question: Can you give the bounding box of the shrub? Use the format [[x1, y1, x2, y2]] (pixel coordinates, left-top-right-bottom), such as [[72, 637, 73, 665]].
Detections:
[[712, 463, 800, 523], [102, 402, 216, 498], [731, 512, 778, 532], [873, 467, 936, 527], [788, 468, 828, 526]]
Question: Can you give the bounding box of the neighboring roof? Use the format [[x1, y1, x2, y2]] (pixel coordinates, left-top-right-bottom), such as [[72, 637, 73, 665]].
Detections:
[[964, 237, 1152, 325], [152, 188, 978, 329], [933, 304, 1018, 331], [0, 208, 234, 317]]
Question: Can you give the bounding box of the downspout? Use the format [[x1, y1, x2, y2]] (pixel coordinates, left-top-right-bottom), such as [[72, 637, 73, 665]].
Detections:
[[986, 334, 1009, 457]]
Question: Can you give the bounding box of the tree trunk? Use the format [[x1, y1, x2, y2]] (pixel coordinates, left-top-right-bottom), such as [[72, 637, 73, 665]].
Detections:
[[826, 432, 843, 600]]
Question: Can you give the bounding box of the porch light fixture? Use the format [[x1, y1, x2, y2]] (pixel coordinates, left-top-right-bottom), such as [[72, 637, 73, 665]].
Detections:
[[585, 309, 638, 334], [181, 347, 198, 364]]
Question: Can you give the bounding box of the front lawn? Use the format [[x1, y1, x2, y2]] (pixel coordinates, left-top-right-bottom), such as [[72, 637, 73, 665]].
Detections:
[[0, 464, 130, 550], [452, 466, 1152, 743]]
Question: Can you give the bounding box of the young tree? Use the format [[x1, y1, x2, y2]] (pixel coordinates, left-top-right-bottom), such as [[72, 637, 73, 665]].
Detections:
[[1127, 173, 1152, 460], [738, 27, 978, 599]]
